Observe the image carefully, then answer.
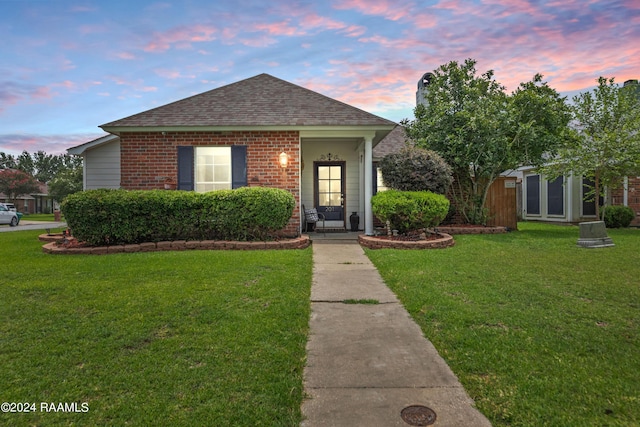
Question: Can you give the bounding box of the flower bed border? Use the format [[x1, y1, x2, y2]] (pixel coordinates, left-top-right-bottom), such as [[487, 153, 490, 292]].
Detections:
[[359, 233, 454, 250], [41, 235, 310, 255]]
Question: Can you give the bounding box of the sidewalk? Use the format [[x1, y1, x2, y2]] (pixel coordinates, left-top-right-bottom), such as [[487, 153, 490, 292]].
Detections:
[[301, 240, 492, 427]]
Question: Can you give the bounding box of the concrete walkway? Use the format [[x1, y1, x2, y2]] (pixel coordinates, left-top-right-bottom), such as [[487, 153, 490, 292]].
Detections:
[[301, 240, 492, 427]]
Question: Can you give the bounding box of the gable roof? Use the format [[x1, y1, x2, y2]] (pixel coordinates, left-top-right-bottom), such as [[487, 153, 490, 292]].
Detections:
[[67, 134, 119, 155], [101, 74, 396, 130], [373, 125, 412, 159]]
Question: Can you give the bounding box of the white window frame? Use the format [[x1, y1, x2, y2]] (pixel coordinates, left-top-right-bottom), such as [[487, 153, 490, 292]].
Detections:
[[194, 147, 232, 192]]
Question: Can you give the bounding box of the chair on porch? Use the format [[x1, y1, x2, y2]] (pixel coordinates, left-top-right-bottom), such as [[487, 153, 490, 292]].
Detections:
[[302, 205, 325, 235]]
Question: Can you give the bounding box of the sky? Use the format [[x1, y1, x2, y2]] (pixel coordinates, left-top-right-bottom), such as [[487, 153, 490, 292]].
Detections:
[[1, 0, 639, 157]]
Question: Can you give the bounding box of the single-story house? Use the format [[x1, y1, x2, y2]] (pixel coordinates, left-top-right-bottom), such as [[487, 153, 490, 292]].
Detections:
[[520, 167, 640, 226], [0, 182, 54, 214], [68, 74, 398, 236]]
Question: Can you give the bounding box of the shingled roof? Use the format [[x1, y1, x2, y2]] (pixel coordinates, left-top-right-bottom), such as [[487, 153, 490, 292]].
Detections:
[[373, 125, 413, 158], [101, 74, 396, 129]]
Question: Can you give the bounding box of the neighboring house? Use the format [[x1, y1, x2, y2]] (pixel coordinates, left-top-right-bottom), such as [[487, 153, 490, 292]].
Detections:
[[0, 182, 54, 214], [519, 77, 640, 226], [520, 169, 640, 226], [67, 74, 397, 236]]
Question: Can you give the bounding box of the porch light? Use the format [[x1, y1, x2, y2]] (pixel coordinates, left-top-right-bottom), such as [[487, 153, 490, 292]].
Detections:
[[279, 152, 289, 168]]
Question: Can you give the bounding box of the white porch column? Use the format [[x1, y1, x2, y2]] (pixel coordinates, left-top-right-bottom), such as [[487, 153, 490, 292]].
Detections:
[[624, 176, 629, 206], [364, 135, 374, 235]]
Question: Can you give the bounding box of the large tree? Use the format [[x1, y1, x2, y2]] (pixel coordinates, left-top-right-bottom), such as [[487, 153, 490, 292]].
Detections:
[[0, 150, 82, 183], [0, 169, 40, 205], [542, 77, 640, 218], [403, 58, 572, 224], [48, 167, 83, 202]]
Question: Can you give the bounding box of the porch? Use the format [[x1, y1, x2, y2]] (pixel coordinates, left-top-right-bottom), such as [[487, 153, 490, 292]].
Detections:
[[299, 133, 379, 235]]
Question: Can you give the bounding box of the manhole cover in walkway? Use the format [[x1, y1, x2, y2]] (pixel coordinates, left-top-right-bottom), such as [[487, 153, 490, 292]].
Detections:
[[401, 405, 437, 426]]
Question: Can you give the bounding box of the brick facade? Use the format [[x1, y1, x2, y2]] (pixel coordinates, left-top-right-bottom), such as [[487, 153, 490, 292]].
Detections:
[[119, 131, 301, 236], [611, 176, 640, 226]]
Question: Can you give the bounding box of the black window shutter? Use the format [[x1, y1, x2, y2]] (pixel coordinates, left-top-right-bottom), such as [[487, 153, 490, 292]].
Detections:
[[372, 163, 378, 195], [177, 146, 194, 190], [231, 145, 248, 189]]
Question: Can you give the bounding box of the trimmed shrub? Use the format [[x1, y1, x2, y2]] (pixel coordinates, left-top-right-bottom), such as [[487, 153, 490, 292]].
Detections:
[[378, 146, 453, 194], [603, 205, 635, 228], [371, 190, 450, 234], [61, 187, 295, 245]]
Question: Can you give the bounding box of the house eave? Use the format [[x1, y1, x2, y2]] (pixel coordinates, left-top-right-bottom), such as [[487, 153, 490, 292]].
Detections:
[[67, 134, 119, 156], [101, 124, 396, 146], [101, 124, 395, 132]]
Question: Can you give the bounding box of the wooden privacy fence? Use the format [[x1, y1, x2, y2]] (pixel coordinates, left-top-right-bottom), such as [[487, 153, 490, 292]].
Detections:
[[485, 177, 518, 229]]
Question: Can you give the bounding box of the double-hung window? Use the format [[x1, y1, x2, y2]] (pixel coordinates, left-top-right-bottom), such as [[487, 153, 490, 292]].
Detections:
[[195, 147, 231, 192], [177, 145, 247, 191]]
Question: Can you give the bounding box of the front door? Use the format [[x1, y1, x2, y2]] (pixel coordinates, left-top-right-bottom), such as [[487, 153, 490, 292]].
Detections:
[[314, 162, 345, 224]]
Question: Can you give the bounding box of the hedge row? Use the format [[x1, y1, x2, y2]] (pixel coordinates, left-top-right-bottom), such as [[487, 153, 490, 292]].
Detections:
[[61, 187, 295, 246], [603, 205, 635, 228], [371, 190, 450, 234]]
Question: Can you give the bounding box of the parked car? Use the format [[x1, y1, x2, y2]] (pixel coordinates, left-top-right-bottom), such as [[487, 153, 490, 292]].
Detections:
[[4, 203, 16, 211], [0, 203, 19, 226]]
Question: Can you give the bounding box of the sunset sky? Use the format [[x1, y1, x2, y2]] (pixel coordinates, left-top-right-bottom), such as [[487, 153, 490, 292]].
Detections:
[[1, 0, 638, 156]]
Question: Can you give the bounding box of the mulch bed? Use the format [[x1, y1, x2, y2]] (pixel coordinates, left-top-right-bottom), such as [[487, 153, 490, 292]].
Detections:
[[359, 232, 454, 250], [371, 230, 444, 241]]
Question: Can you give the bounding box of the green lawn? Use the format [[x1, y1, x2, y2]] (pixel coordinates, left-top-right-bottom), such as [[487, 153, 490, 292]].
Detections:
[[366, 222, 640, 427], [0, 230, 312, 426], [19, 213, 59, 221]]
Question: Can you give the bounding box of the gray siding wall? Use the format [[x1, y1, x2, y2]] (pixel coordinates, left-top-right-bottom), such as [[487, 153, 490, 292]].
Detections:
[[84, 139, 121, 189]]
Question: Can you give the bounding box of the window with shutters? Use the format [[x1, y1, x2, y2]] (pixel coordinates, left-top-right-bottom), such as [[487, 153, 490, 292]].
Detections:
[[194, 147, 231, 192]]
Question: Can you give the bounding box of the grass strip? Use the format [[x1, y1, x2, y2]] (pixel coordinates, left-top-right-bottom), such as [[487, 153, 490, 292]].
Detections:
[[366, 222, 640, 426]]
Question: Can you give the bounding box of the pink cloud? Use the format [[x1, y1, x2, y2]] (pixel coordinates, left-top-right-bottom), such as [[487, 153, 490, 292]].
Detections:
[[106, 76, 159, 94], [56, 81, 76, 90], [236, 35, 278, 48], [254, 21, 302, 36], [292, 12, 366, 37], [482, 0, 548, 19], [116, 52, 136, 60], [144, 24, 218, 52], [357, 34, 425, 50], [0, 133, 105, 156], [0, 81, 57, 113], [432, 0, 466, 12], [298, 60, 421, 116], [78, 24, 107, 35], [412, 13, 438, 29], [332, 0, 413, 21], [154, 69, 196, 79]]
